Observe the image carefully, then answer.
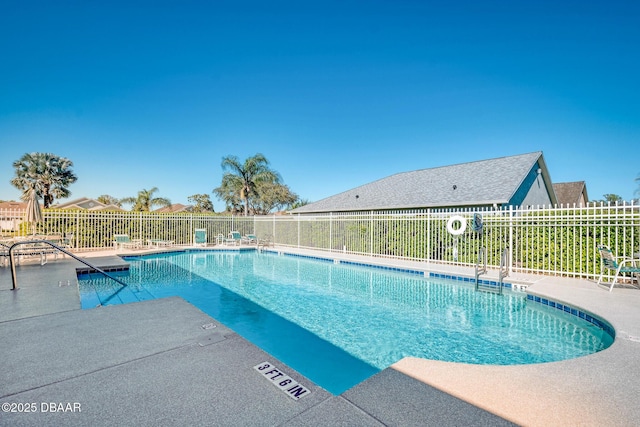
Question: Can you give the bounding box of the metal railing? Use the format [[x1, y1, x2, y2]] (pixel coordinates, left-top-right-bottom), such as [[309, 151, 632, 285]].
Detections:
[[8, 240, 129, 291], [256, 203, 639, 281], [2, 201, 638, 281], [474, 246, 487, 290]]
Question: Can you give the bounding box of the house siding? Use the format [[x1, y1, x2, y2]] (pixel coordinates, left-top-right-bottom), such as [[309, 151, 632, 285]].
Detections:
[[510, 162, 553, 207]]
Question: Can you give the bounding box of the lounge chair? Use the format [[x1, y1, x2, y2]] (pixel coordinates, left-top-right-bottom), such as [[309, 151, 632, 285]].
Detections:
[[113, 234, 143, 251], [258, 234, 273, 248], [61, 233, 74, 249], [243, 234, 258, 244], [50, 233, 74, 258], [225, 231, 243, 246], [597, 245, 640, 292], [0, 239, 49, 266], [13, 242, 49, 265], [0, 242, 10, 267], [193, 229, 207, 247]]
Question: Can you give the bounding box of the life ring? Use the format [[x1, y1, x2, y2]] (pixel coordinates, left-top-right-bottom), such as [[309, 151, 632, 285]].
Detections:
[[446, 215, 467, 236]]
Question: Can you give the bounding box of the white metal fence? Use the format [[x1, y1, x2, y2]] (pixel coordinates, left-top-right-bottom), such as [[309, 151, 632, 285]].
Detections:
[[2, 203, 639, 280], [1, 209, 254, 251]]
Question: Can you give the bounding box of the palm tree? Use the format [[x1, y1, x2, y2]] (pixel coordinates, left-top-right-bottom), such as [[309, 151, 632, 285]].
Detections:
[[11, 152, 78, 208], [213, 153, 280, 216], [97, 194, 122, 207], [121, 187, 171, 212]]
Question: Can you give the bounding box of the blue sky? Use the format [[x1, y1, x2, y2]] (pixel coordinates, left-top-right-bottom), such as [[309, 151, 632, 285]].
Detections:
[[1, 0, 639, 209]]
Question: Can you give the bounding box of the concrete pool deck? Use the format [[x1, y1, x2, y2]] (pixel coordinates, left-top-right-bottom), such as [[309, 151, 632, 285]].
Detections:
[[1, 246, 639, 426]]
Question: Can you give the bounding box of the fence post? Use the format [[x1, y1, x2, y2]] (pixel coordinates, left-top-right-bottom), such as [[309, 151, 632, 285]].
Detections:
[[370, 211, 374, 255], [426, 209, 431, 263], [508, 205, 514, 275], [329, 212, 333, 252], [75, 210, 80, 250]]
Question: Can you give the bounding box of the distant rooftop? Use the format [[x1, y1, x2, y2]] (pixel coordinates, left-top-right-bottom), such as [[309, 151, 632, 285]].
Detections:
[[154, 203, 193, 213], [53, 197, 124, 211], [553, 181, 589, 206]]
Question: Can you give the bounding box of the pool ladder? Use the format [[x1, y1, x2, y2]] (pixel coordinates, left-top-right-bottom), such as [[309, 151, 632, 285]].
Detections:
[[475, 247, 508, 295]]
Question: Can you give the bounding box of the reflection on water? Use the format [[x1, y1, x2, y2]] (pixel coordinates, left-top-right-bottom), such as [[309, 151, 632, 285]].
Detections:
[[79, 251, 613, 372]]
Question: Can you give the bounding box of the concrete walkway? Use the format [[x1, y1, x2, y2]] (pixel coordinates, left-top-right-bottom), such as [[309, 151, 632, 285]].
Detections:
[[1, 247, 639, 426]]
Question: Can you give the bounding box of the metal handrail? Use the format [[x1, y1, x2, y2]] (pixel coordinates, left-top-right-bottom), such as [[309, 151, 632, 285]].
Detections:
[[9, 240, 129, 291], [475, 246, 508, 295], [474, 246, 487, 291], [499, 246, 510, 285]]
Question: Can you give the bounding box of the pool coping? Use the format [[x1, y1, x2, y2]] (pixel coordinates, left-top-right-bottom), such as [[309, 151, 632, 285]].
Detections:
[[266, 247, 640, 426], [221, 246, 640, 426], [2, 246, 640, 426]]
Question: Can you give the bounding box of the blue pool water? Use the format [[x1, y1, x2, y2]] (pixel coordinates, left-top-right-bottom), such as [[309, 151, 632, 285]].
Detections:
[[78, 250, 613, 394]]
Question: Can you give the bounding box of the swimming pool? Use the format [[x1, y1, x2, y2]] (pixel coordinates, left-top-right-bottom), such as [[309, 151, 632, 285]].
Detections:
[[78, 250, 613, 394]]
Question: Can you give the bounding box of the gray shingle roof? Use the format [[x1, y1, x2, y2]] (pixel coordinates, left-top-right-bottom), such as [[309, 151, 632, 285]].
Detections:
[[292, 152, 545, 213]]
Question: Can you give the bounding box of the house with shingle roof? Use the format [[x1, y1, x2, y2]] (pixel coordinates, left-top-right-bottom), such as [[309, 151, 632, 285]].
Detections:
[[154, 203, 193, 213], [53, 197, 124, 211], [552, 181, 589, 207], [291, 152, 558, 214]]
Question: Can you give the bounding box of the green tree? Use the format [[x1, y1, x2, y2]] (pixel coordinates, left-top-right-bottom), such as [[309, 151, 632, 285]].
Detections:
[[97, 194, 122, 207], [252, 182, 298, 214], [602, 194, 623, 203], [290, 198, 310, 210], [121, 187, 171, 212], [11, 152, 78, 208], [213, 153, 280, 216], [187, 194, 214, 213]]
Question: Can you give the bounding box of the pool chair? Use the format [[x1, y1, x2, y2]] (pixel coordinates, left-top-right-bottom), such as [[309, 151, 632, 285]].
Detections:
[[597, 245, 640, 292], [225, 231, 243, 246], [193, 229, 207, 247], [113, 234, 143, 251], [0, 242, 10, 267], [61, 233, 74, 250], [243, 234, 258, 244]]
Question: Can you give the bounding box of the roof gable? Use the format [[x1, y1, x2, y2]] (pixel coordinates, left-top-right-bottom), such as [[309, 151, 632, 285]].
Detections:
[[154, 204, 192, 213], [553, 181, 588, 206], [0, 201, 28, 210], [292, 152, 550, 213], [53, 197, 124, 211]]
